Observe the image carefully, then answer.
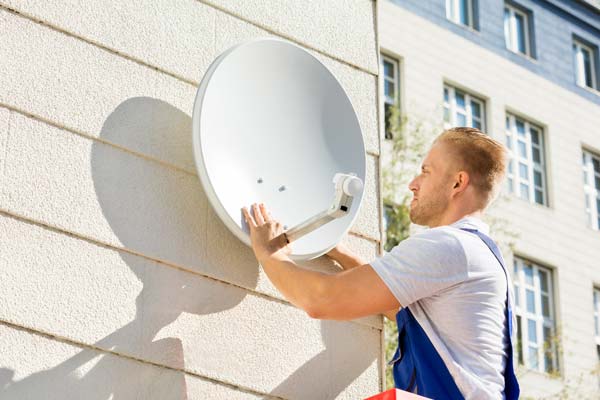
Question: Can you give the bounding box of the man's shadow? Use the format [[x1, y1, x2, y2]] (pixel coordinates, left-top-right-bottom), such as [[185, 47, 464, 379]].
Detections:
[[0, 97, 377, 400], [0, 98, 258, 399]]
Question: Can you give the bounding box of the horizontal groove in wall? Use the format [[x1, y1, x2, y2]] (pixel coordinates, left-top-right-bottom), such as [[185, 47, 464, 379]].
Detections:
[[197, 0, 378, 76], [0, 318, 286, 400], [0, 102, 382, 244], [0, 2, 377, 90], [0, 208, 383, 331]]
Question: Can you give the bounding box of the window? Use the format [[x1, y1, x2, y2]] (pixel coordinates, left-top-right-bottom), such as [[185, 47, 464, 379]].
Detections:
[[582, 150, 600, 230], [381, 54, 400, 140], [504, 3, 532, 57], [594, 288, 600, 360], [446, 0, 476, 29], [513, 257, 557, 373], [505, 114, 547, 206], [443, 84, 485, 130], [573, 39, 598, 90]]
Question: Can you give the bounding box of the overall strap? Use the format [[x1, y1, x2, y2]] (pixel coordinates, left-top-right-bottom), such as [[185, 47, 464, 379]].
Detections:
[[459, 228, 520, 400]]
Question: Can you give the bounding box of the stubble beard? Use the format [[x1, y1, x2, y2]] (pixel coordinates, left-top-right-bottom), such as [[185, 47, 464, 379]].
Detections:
[[409, 193, 449, 227]]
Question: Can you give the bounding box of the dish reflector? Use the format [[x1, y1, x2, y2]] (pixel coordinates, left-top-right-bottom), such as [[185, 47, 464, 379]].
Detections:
[[192, 38, 366, 260]]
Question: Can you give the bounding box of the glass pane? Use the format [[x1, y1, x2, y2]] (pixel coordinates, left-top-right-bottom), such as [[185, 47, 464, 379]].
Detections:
[[444, 106, 450, 122], [526, 289, 536, 313], [455, 91, 466, 109], [506, 115, 510, 130], [514, 284, 520, 306], [516, 120, 525, 136], [539, 269, 548, 292], [459, 0, 469, 25], [530, 128, 539, 144], [508, 159, 514, 173], [518, 141, 527, 158], [593, 158, 600, 173], [528, 319, 538, 343], [525, 265, 534, 285], [471, 101, 481, 118], [515, 13, 526, 54], [473, 119, 482, 129], [507, 177, 514, 193], [528, 346, 539, 369], [542, 295, 550, 317], [534, 170, 542, 187], [519, 163, 528, 180], [444, 87, 449, 102], [583, 48, 593, 88], [543, 326, 554, 373], [456, 113, 467, 126], [385, 80, 394, 98], [595, 175, 600, 190], [535, 189, 544, 205], [383, 60, 394, 79], [504, 8, 511, 48], [506, 134, 512, 149], [520, 183, 529, 200], [532, 147, 541, 163], [517, 316, 523, 364]]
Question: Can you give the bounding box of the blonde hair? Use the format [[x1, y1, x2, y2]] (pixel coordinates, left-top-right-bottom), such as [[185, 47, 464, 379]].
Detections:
[[433, 127, 508, 208]]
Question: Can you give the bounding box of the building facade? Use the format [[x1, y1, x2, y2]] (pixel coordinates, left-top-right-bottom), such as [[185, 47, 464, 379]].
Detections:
[[379, 0, 600, 397], [0, 1, 384, 399]]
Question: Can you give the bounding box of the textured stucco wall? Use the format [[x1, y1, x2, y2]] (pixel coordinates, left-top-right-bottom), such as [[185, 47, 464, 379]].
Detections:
[[380, 1, 600, 397], [0, 1, 383, 399]]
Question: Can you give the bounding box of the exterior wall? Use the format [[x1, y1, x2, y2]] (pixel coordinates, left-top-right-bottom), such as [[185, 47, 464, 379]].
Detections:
[[379, 1, 600, 398], [0, 1, 383, 399]]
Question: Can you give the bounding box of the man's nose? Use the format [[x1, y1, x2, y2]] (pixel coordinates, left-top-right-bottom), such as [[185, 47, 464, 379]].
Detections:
[[408, 177, 418, 192]]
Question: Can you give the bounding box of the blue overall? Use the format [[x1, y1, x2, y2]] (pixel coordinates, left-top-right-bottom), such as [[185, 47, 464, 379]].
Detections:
[[389, 228, 520, 399]]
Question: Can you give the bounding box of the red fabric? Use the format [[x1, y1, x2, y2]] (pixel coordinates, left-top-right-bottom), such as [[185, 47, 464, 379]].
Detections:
[[363, 388, 431, 400]]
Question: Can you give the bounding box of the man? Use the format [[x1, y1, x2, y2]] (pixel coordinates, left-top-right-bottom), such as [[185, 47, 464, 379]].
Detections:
[[241, 127, 519, 399]]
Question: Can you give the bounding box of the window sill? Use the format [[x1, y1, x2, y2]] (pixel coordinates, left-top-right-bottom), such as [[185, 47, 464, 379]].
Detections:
[[446, 18, 480, 35], [515, 364, 562, 381], [505, 191, 552, 211], [575, 83, 600, 97], [506, 48, 538, 64]]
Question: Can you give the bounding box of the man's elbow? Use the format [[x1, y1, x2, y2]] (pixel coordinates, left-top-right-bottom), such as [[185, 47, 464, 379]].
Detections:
[[302, 277, 341, 320]]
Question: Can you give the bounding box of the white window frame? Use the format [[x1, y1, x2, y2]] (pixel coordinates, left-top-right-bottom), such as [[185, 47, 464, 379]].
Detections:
[[381, 54, 400, 140], [594, 288, 600, 349], [446, 0, 475, 28], [573, 39, 597, 90], [505, 114, 547, 206], [443, 84, 485, 131], [582, 150, 600, 230], [513, 257, 558, 373], [504, 3, 531, 57]]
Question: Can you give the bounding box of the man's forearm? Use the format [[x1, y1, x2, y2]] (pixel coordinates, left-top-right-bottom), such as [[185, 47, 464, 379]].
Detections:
[[258, 253, 333, 317], [328, 247, 367, 270]]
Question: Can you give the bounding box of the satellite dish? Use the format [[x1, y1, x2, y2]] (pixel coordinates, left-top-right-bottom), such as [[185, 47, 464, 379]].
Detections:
[[192, 38, 366, 260]]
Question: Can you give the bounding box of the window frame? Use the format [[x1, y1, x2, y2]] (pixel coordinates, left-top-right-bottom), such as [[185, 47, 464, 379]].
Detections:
[[381, 54, 400, 140], [512, 257, 558, 373], [582, 149, 600, 230], [594, 288, 600, 348], [505, 113, 548, 206], [446, 0, 475, 29], [504, 3, 532, 57], [443, 84, 486, 131], [573, 38, 598, 90]]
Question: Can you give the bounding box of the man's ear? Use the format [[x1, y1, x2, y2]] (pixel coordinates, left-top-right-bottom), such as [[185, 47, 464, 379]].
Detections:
[[453, 171, 469, 193]]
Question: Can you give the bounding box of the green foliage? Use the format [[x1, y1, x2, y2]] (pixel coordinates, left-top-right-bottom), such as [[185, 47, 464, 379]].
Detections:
[[381, 103, 440, 388]]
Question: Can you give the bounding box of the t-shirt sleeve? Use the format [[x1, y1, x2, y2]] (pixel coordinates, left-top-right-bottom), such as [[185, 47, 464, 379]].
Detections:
[[369, 227, 469, 307]]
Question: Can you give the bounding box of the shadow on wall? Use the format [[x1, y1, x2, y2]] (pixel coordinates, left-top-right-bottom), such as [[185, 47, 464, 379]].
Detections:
[[0, 97, 376, 399]]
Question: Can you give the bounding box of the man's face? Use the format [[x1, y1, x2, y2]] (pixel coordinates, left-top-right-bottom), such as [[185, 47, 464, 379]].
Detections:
[[408, 143, 455, 226]]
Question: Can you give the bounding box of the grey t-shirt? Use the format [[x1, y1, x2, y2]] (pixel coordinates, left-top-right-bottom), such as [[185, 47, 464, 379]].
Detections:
[[370, 216, 514, 400]]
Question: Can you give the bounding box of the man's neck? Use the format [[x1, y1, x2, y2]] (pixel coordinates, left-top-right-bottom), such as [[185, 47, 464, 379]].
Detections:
[[428, 209, 483, 228]]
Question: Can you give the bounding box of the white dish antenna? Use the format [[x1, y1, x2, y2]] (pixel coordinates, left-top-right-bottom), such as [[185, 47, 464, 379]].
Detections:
[[192, 38, 366, 260]]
